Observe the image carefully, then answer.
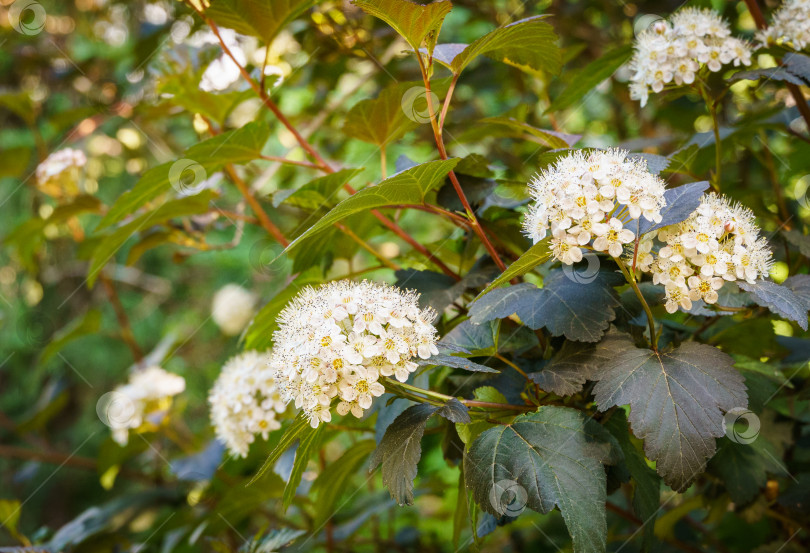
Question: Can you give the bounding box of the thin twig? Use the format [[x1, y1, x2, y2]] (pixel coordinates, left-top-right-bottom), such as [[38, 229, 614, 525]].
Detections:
[[100, 274, 143, 361]]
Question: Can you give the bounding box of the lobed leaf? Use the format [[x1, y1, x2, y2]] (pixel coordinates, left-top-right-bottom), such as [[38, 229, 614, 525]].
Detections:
[[205, 0, 319, 44], [465, 406, 620, 553], [737, 279, 810, 330], [352, 0, 452, 55], [591, 333, 748, 491]]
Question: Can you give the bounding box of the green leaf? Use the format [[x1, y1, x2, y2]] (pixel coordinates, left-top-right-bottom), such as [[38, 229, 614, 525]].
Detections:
[[39, 309, 102, 365], [87, 190, 215, 287], [352, 0, 452, 54], [239, 528, 307, 553], [311, 440, 377, 527], [0, 499, 24, 544], [547, 44, 633, 112], [282, 425, 324, 510], [639, 181, 708, 235], [205, 0, 319, 44], [738, 279, 810, 330], [604, 410, 661, 552], [275, 168, 364, 211], [476, 238, 551, 298], [477, 116, 575, 148], [591, 333, 748, 492], [0, 145, 32, 178], [471, 270, 620, 343], [442, 16, 561, 77], [283, 158, 460, 253], [782, 229, 810, 257], [441, 320, 498, 356], [528, 338, 615, 396], [708, 438, 784, 505], [249, 414, 312, 486], [370, 403, 438, 505], [97, 122, 270, 230], [465, 406, 620, 553], [416, 353, 498, 373], [343, 79, 450, 147]]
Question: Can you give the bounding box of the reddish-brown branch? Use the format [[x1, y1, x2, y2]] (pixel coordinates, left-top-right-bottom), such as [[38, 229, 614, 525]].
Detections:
[[225, 166, 290, 247], [100, 274, 143, 361], [191, 4, 459, 279], [744, 0, 810, 131], [417, 55, 508, 272]]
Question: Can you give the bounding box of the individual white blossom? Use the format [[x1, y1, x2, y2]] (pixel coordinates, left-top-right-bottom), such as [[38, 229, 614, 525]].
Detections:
[[107, 366, 185, 445], [629, 8, 752, 106], [268, 280, 440, 428], [757, 0, 810, 51], [208, 351, 286, 458], [523, 149, 667, 264], [211, 284, 257, 336], [649, 193, 773, 313], [35, 148, 87, 198]]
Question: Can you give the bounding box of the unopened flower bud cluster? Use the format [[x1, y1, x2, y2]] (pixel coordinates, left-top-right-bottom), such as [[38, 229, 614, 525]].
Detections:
[[757, 0, 810, 51], [648, 193, 773, 313], [523, 149, 666, 264], [269, 280, 440, 428], [109, 366, 186, 445], [209, 351, 287, 457], [629, 8, 752, 106]]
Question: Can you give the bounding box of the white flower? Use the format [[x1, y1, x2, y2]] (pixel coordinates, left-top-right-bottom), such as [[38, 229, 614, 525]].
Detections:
[[646, 193, 773, 312], [593, 218, 635, 257], [35, 148, 87, 198], [757, 0, 810, 51], [524, 149, 667, 264], [269, 280, 439, 428], [107, 366, 185, 446], [209, 351, 286, 458], [664, 284, 693, 314], [211, 284, 257, 336], [629, 7, 752, 106]]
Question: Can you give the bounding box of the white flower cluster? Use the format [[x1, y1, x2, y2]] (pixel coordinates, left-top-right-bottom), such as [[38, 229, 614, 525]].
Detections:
[[269, 280, 440, 428], [212, 284, 257, 336], [107, 366, 186, 445], [523, 149, 667, 264], [35, 148, 87, 198], [209, 351, 286, 457], [648, 193, 773, 313], [757, 0, 810, 51], [629, 8, 752, 106]]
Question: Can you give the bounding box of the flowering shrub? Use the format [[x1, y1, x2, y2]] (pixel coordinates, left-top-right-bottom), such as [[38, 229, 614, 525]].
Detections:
[[3, 1, 810, 553]]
